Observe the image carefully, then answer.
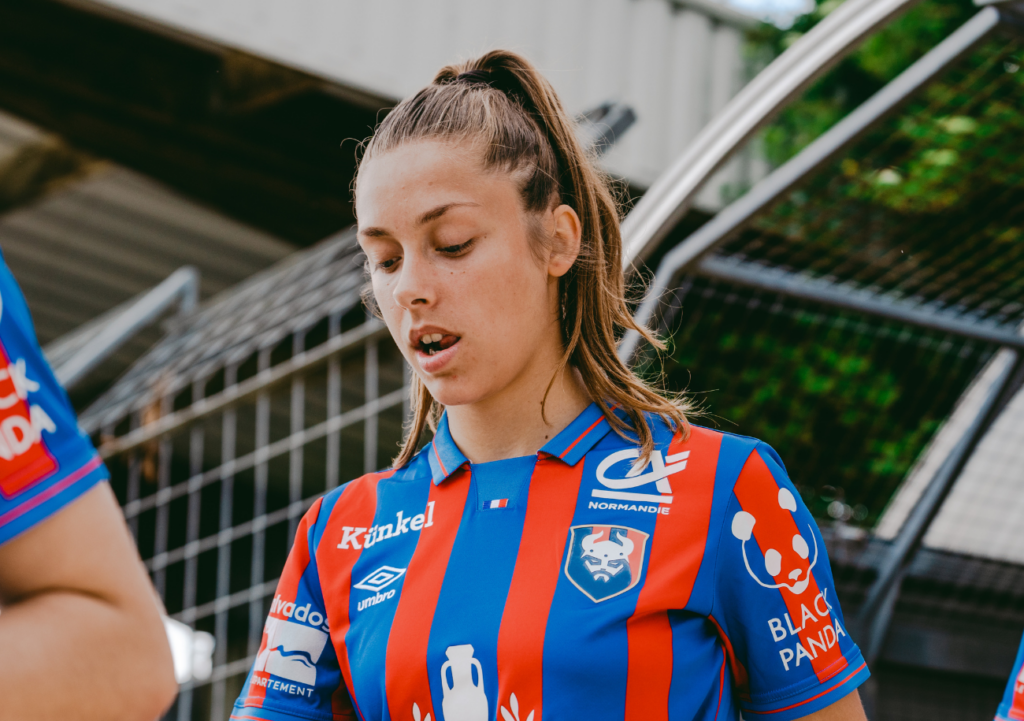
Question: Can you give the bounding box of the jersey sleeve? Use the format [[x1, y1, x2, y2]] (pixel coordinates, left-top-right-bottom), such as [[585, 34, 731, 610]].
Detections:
[[711, 442, 868, 720], [234, 498, 355, 721], [996, 630, 1024, 720], [0, 257, 107, 546]]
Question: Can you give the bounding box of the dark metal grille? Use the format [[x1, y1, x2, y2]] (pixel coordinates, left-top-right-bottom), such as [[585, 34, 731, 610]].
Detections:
[[74, 230, 411, 721], [718, 32, 1024, 328], [102, 319, 407, 721], [648, 275, 996, 527]]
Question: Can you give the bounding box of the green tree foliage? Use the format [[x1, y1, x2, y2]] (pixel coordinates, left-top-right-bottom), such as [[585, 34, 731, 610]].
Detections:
[[752, 0, 977, 167], [654, 283, 985, 526]]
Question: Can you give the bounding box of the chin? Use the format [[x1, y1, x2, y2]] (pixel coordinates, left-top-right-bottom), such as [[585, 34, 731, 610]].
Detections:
[[421, 377, 486, 408]]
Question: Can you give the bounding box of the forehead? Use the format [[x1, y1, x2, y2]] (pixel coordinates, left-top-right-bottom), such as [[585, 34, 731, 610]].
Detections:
[[355, 139, 516, 227]]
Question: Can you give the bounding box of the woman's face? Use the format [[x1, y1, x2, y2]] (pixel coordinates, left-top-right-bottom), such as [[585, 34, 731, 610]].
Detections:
[[356, 139, 576, 410]]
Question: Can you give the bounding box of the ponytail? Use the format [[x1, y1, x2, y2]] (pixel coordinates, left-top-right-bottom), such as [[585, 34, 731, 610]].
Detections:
[[355, 50, 692, 467]]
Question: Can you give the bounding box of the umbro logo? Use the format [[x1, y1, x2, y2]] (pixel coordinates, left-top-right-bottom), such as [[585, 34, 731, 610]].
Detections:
[[354, 566, 406, 612], [354, 566, 406, 592], [591, 448, 688, 505]]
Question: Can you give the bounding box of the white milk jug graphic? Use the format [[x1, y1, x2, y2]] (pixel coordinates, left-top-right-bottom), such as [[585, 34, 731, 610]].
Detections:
[[439, 644, 488, 721]]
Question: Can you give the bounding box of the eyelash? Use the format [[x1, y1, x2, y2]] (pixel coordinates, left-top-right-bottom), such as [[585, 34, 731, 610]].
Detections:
[[438, 238, 475, 256], [374, 239, 475, 273]]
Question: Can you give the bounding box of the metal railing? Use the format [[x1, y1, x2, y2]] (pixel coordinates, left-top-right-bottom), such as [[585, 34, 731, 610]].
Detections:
[[50, 267, 200, 390], [97, 315, 407, 721], [619, 0, 917, 267]]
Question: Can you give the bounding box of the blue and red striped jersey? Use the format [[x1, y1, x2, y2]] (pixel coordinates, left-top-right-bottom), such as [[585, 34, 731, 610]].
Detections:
[[997, 631, 1024, 720], [0, 255, 107, 546], [233, 403, 868, 721]]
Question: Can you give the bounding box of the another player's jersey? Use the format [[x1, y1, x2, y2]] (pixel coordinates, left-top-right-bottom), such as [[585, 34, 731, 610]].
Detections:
[[0, 255, 107, 546], [996, 631, 1024, 720], [233, 404, 868, 721]]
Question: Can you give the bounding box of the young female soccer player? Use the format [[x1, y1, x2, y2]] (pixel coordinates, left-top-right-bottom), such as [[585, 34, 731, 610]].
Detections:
[[233, 50, 869, 721]]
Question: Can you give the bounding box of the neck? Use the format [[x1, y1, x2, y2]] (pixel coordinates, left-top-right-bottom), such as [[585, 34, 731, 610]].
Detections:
[[445, 362, 591, 464]]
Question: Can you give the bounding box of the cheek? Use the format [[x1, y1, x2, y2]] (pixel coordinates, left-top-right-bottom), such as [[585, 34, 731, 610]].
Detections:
[[371, 276, 405, 339], [477, 243, 550, 309], [371, 274, 398, 314], [465, 262, 550, 345]]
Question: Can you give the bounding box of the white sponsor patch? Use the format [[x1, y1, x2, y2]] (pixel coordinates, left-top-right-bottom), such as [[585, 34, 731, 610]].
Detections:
[[591, 449, 688, 505], [254, 617, 329, 686]]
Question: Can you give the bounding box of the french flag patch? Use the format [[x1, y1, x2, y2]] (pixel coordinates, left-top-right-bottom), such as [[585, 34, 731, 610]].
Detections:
[[485, 499, 509, 509]]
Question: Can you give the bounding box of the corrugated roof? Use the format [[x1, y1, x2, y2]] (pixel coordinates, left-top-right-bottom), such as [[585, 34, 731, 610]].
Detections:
[[1, 162, 292, 345], [78, 229, 364, 432], [0, 107, 297, 408], [0, 108, 41, 157]]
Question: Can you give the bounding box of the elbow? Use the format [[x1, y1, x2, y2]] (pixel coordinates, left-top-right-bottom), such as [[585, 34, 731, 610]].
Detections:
[[108, 610, 179, 721], [127, 619, 180, 721], [141, 655, 179, 721]]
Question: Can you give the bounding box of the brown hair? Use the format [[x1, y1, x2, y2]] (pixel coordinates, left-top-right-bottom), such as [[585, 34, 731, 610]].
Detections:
[[354, 49, 692, 467]]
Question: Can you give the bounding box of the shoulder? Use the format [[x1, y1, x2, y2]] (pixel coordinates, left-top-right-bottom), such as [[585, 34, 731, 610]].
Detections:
[[680, 423, 789, 486], [309, 447, 433, 528], [587, 414, 787, 491]]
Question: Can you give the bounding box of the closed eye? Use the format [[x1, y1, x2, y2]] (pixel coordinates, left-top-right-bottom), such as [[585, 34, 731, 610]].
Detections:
[[437, 238, 475, 256]]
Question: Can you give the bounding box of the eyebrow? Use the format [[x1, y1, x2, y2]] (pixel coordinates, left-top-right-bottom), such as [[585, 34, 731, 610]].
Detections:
[[358, 202, 480, 239], [417, 202, 478, 225]]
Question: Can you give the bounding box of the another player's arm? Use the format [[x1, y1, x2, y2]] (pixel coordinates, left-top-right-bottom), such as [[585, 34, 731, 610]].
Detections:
[[0, 483, 178, 721]]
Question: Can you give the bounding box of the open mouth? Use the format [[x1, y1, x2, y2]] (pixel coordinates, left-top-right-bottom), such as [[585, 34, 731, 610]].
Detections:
[[418, 333, 460, 356]]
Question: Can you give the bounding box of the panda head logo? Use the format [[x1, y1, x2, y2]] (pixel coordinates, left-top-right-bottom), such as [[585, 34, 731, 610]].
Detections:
[[731, 488, 818, 595]]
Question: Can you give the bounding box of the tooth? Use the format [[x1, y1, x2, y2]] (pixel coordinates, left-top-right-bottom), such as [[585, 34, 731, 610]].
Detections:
[[431, 333, 442, 343]]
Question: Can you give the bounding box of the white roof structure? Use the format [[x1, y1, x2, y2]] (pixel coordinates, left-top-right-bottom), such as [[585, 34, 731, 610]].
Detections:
[[83, 0, 764, 200]]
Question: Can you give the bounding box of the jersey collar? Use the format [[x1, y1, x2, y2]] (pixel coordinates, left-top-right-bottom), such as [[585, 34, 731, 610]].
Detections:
[[427, 403, 614, 485], [427, 413, 469, 485]]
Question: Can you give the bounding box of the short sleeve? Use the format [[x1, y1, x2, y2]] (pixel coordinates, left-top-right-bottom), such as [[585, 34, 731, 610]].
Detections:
[[712, 442, 869, 720], [0, 257, 107, 546], [996, 630, 1024, 720], [234, 499, 355, 721]]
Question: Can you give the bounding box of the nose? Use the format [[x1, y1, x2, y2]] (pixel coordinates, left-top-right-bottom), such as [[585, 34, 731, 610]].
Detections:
[[392, 252, 434, 310], [788, 568, 803, 581]]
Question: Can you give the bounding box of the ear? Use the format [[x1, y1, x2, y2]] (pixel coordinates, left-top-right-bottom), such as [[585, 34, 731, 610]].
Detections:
[[547, 204, 582, 278]]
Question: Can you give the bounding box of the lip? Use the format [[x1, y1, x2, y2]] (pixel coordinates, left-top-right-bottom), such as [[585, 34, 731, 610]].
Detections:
[[415, 338, 460, 374], [409, 325, 461, 374]]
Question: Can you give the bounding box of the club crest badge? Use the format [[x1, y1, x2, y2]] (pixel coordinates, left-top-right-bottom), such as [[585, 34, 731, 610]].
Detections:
[[564, 525, 649, 603]]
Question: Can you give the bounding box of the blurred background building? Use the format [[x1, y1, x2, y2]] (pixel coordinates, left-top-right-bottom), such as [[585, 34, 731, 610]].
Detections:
[[0, 0, 1022, 720]]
